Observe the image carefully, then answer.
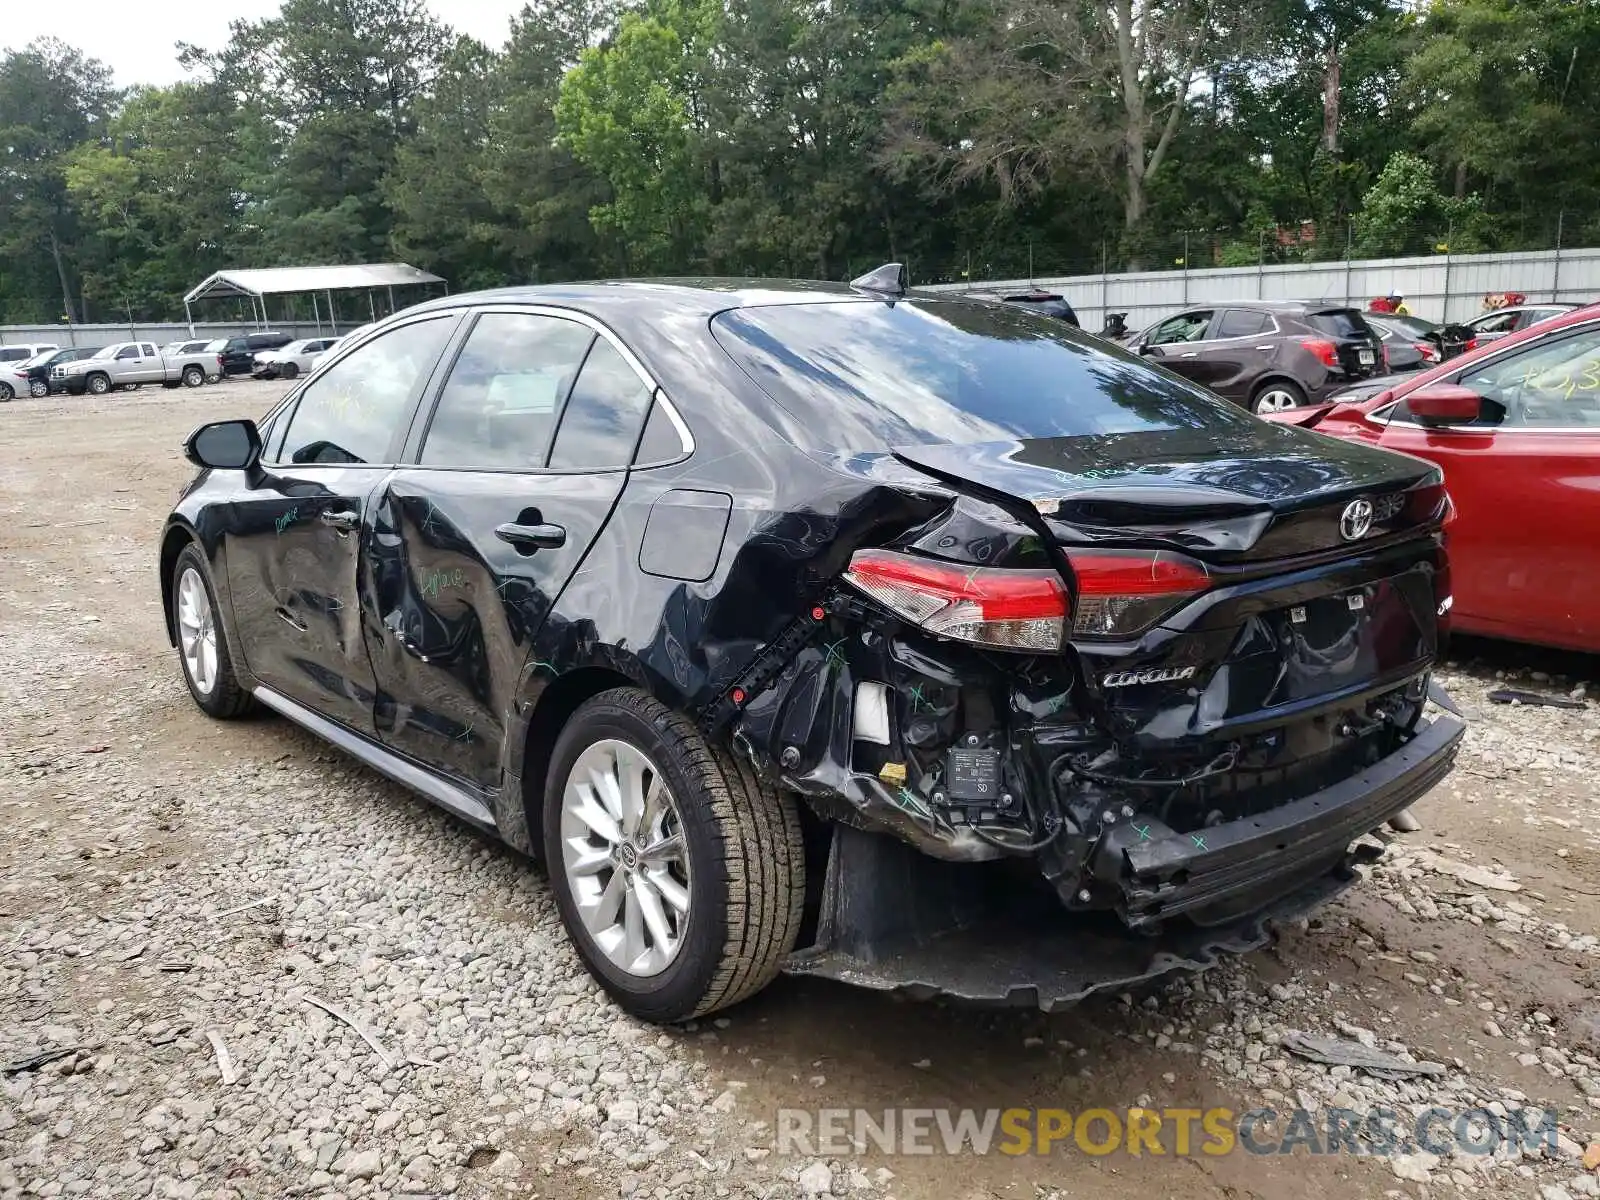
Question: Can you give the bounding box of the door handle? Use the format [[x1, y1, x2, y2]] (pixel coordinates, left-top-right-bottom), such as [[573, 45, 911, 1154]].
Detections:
[[319, 508, 360, 532], [1255, 344, 1274, 351], [1179, 352, 1199, 358], [495, 522, 566, 551]]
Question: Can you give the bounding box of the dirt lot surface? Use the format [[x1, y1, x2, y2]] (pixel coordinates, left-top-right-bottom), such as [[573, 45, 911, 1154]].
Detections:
[[5, 381, 1600, 1200]]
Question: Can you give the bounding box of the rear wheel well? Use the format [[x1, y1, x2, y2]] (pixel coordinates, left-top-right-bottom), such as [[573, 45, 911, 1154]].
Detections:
[[519, 665, 637, 855], [159, 526, 196, 644]]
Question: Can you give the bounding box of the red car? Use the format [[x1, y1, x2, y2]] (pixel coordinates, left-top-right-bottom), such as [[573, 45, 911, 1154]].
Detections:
[[1264, 302, 1600, 653]]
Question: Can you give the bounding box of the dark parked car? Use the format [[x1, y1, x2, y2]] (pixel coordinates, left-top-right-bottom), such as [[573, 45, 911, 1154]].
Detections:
[[1366, 313, 1477, 370], [160, 271, 1461, 1022], [219, 331, 294, 375], [967, 288, 1080, 326], [1131, 301, 1386, 413], [7, 346, 101, 399]]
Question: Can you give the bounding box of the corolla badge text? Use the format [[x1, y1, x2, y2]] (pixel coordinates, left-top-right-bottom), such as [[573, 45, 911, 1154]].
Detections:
[[1101, 666, 1197, 688]]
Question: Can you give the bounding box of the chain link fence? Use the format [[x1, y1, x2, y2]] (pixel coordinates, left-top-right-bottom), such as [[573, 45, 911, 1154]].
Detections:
[[926, 213, 1600, 332]]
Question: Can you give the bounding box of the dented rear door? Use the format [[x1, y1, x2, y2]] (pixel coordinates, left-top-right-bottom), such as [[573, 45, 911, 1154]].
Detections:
[[360, 309, 654, 791]]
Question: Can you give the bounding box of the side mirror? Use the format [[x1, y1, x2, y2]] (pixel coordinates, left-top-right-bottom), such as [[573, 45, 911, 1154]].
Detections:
[[1137, 341, 1153, 355], [185, 419, 263, 471], [1408, 384, 1482, 427]]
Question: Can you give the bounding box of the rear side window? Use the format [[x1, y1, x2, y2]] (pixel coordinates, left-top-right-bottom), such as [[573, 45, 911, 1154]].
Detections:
[[712, 299, 1249, 451], [1306, 310, 1373, 339], [1217, 309, 1272, 338], [421, 312, 595, 469], [547, 339, 653, 470], [0, 349, 27, 363], [279, 317, 454, 465]]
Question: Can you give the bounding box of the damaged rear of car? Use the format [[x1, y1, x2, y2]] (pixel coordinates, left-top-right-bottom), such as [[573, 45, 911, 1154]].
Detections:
[[697, 290, 1461, 1009], [161, 276, 1460, 1024]]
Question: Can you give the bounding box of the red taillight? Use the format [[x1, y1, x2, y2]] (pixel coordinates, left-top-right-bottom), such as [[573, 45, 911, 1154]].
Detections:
[[841, 547, 1211, 647], [1064, 549, 1211, 638], [843, 549, 1068, 650], [1300, 338, 1340, 368], [1416, 342, 1440, 364], [1463, 337, 1478, 353]]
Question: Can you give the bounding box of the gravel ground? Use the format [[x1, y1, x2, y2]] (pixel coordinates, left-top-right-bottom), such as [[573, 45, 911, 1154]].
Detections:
[[5, 382, 1600, 1200]]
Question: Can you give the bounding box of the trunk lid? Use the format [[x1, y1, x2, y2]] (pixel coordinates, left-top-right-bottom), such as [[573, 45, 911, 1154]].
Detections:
[[892, 423, 1441, 562], [891, 426, 1448, 764]]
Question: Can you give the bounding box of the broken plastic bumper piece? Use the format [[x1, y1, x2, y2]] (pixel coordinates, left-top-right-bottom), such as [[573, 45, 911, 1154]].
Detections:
[[1114, 711, 1465, 930]]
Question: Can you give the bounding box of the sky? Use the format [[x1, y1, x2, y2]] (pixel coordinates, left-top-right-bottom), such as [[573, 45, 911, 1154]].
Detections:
[[1, 0, 531, 87]]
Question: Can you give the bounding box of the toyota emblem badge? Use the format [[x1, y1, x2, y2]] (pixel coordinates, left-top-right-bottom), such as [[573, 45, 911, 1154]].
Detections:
[[1340, 498, 1374, 541]]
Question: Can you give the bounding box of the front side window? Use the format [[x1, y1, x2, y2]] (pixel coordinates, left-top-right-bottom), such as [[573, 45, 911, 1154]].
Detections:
[[116, 346, 139, 361], [1456, 326, 1600, 428], [421, 312, 595, 469], [1149, 311, 1214, 345], [547, 338, 654, 470], [278, 317, 454, 465]]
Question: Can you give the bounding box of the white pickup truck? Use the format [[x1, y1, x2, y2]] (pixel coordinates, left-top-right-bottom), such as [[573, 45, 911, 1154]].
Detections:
[[53, 340, 223, 395]]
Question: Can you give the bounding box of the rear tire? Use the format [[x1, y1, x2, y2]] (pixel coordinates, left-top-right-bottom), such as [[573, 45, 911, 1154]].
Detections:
[[182, 365, 204, 387], [1250, 379, 1306, 414], [544, 688, 805, 1023], [170, 544, 255, 719], [0, 382, 12, 401]]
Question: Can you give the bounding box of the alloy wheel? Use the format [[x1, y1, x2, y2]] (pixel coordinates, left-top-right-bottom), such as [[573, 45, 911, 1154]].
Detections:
[[29, 380, 47, 398], [559, 739, 692, 978], [1253, 388, 1300, 413], [176, 567, 219, 696]]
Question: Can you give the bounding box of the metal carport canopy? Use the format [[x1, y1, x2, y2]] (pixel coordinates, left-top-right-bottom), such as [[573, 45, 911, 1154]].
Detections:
[[183, 263, 443, 304]]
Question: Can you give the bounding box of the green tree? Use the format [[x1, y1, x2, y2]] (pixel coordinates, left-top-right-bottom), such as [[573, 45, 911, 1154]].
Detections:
[[556, 0, 719, 272], [0, 39, 117, 323], [63, 83, 269, 318], [192, 0, 452, 265], [1406, 0, 1600, 236], [1353, 150, 1488, 256]]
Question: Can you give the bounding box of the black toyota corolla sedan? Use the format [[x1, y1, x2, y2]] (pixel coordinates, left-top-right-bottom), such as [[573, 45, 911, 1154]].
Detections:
[[159, 268, 1462, 1022]]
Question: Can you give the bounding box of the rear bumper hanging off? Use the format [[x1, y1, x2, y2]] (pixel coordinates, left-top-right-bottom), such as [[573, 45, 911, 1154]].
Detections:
[[1113, 712, 1465, 929], [784, 711, 1464, 1010]]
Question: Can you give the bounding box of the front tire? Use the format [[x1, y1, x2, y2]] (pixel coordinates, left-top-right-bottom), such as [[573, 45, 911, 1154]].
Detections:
[[170, 544, 255, 719], [0, 382, 12, 401], [1250, 379, 1306, 414], [29, 379, 47, 398], [85, 373, 111, 395], [544, 688, 804, 1023]]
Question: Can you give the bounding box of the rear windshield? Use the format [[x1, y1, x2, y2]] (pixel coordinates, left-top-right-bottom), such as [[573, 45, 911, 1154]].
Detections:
[[710, 299, 1254, 450], [1306, 309, 1375, 339]]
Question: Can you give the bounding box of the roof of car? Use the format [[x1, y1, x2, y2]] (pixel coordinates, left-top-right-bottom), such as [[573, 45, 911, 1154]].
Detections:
[[1186, 300, 1365, 313], [407, 278, 960, 321]]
